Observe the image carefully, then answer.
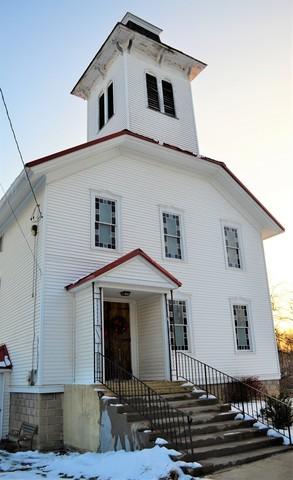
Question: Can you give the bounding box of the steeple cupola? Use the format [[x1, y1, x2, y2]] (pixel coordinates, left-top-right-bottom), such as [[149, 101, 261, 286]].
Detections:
[[71, 13, 207, 153]]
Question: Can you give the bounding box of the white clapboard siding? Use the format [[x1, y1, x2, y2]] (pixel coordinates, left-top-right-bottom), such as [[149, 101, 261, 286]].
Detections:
[[0, 191, 44, 387], [41, 152, 279, 384], [99, 256, 176, 289], [137, 295, 166, 380], [86, 50, 199, 154], [74, 285, 94, 384], [87, 54, 127, 141], [127, 52, 198, 153]]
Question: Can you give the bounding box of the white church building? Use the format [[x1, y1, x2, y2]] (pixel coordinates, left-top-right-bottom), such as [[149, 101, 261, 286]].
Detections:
[[0, 13, 283, 449]]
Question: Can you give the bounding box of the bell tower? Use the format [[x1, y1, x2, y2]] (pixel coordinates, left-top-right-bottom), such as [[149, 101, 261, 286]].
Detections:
[[71, 13, 207, 154]]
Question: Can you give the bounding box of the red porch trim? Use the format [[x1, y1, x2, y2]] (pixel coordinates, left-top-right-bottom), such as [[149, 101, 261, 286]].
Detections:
[[65, 248, 182, 291]]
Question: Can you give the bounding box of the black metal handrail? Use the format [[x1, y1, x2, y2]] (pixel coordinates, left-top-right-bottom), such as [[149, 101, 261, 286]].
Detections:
[[97, 351, 194, 455], [175, 350, 292, 444]]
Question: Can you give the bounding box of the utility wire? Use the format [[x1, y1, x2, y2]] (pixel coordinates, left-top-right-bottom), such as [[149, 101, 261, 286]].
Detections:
[[0, 87, 42, 218], [0, 182, 42, 274]]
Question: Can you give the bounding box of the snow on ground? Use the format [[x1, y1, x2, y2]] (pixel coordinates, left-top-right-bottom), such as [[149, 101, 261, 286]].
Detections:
[[0, 446, 200, 479]]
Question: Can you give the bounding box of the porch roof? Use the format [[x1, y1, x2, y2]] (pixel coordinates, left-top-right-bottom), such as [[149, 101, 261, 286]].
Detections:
[[65, 248, 182, 291], [0, 344, 12, 370]]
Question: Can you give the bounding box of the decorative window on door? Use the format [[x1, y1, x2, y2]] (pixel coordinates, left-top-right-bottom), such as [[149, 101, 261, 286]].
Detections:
[[162, 212, 182, 259], [224, 226, 241, 268], [95, 198, 116, 249], [233, 304, 251, 351], [168, 300, 188, 350]]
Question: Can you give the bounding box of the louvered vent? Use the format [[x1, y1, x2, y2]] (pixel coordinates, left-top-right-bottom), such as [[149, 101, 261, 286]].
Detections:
[[162, 80, 176, 117], [146, 73, 160, 111]]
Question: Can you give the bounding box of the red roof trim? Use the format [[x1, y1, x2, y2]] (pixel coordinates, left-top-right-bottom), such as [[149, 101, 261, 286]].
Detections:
[[65, 248, 182, 290], [25, 129, 158, 168], [25, 129, 284, 232], [0, 344, 12, 369]]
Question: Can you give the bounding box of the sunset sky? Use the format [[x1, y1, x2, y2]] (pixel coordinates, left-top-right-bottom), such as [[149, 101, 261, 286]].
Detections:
[[1, 0, 292, 288]]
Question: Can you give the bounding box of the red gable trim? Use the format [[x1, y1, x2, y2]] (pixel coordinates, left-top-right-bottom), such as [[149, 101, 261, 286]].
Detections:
[[0, 344, 12, 369], [65, 248, 182, 291], [25, 130, 158, 168], [24, 129, 284, 233]]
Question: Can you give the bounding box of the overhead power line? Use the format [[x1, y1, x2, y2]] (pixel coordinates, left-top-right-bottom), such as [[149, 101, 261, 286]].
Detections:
[[0, 182, 41, 274], [0, 87, 42, 218]]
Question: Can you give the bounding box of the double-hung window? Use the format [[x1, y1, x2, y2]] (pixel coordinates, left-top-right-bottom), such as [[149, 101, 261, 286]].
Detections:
[[98, 82, 114, 131], [162, 212, 182, 259], [146, 74, 176, 117], [233, 304, 251, 351], [95, 197, 116, 249], [168, 300, 189, 351], [224, 226, 242, 269]]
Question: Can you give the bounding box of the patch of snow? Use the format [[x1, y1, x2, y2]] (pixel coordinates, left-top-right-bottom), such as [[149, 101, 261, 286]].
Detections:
[[192, 387, 205, 393], [181, 382, 193, 387], [110, 403, 124, 407], [0, 447, 197, 479], [267, 428, 291, 445], [143, 430, 152, 433], [101, 395, 117, 401], [199, 394, 216, 400], [155, 437, 168, 445], [234, 412, 254, 421]]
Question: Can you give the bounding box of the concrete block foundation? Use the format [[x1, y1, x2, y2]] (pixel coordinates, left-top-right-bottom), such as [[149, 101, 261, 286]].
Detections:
[[9, 392, 63, 450]]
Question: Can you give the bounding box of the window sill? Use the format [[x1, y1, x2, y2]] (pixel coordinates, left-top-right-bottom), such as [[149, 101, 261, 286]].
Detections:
[[147, 107, 178, 120]]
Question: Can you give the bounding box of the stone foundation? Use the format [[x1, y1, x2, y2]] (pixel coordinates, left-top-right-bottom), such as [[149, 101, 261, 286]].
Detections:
[[261, 379, 280, 397], [10, 392, 63, 450]]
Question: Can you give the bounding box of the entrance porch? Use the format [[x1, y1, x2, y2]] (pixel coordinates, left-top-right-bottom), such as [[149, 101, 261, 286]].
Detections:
[[66, 249, 182, 385]]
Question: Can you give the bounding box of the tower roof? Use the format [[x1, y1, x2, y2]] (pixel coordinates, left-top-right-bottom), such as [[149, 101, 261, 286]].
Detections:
[[71, 13, 207, 100]]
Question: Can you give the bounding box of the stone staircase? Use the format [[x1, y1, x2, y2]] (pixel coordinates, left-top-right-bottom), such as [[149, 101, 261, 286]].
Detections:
[[103, 380, 290, 477]]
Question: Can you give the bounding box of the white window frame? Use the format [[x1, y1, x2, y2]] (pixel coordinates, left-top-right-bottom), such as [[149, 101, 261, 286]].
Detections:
[[97, 80, 115, 132], [159, 206, 186, 262], [221, 220, 245, 271], [167, 296, 192, 353], [229, 298, 255, 353], [90, 190, 122, 252], [144, 70, 178, 119]]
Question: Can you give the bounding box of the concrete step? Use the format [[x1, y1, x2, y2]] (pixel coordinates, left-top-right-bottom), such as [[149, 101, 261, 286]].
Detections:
[[176, 427, 268, 449], [178, 403, 230, 416], [186, 418, 256, 436], [183, 435, 284, 461], [183, 445, 290, 476], [167, 397, 219, 408], [192, 410, 238, 425]]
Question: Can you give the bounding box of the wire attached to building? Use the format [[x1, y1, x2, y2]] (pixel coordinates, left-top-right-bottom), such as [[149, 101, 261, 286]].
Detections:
[[0, 87, 42, 219]]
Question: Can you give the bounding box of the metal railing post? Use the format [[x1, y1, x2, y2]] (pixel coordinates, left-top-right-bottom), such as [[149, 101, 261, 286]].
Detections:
[[170, 290, 179, 380], [204, 364, 208, 397]]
